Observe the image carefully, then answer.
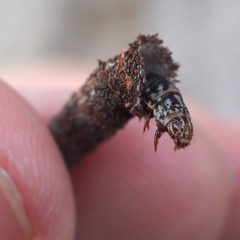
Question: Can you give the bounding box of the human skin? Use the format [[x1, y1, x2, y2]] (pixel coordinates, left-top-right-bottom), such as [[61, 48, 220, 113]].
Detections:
[[0, 65, 239, 239]]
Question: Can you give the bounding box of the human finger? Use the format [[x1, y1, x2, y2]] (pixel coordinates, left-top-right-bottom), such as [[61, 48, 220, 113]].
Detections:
[[71, 113, 234, 240], [0, 80, 76, 240]]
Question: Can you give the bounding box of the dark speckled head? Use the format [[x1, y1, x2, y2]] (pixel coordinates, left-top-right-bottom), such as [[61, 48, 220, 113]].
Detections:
[[167, 117, 193, 150]]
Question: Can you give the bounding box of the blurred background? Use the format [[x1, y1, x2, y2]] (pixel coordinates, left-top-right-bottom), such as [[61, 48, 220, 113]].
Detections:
[[0, 0, 240, 118]]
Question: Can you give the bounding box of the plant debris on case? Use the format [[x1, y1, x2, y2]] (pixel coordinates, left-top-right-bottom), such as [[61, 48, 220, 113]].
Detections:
[[50, 34, 193, 169]]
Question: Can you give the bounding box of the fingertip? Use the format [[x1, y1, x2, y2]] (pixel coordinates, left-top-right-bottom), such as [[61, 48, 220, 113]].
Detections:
[[73, 117, 233, 239], [0, 80, 76, 239]]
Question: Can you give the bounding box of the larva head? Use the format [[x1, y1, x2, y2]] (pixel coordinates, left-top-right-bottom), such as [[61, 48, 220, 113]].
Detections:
[[167, 117, 193, 150]]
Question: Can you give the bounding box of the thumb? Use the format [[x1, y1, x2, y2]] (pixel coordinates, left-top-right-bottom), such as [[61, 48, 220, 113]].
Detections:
[[0, 80, 75, 240]]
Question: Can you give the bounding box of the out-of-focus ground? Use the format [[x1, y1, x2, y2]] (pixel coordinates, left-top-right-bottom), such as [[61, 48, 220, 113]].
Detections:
[[0, 1, 240, 119]]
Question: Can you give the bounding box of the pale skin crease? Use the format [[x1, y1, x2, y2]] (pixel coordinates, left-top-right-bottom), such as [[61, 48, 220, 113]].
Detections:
[[0, 65, 239, 239]]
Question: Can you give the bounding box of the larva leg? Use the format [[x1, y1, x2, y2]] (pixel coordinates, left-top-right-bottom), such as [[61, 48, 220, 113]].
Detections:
[[143, 112, 153, 133], [154, 128, 164, 152]]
